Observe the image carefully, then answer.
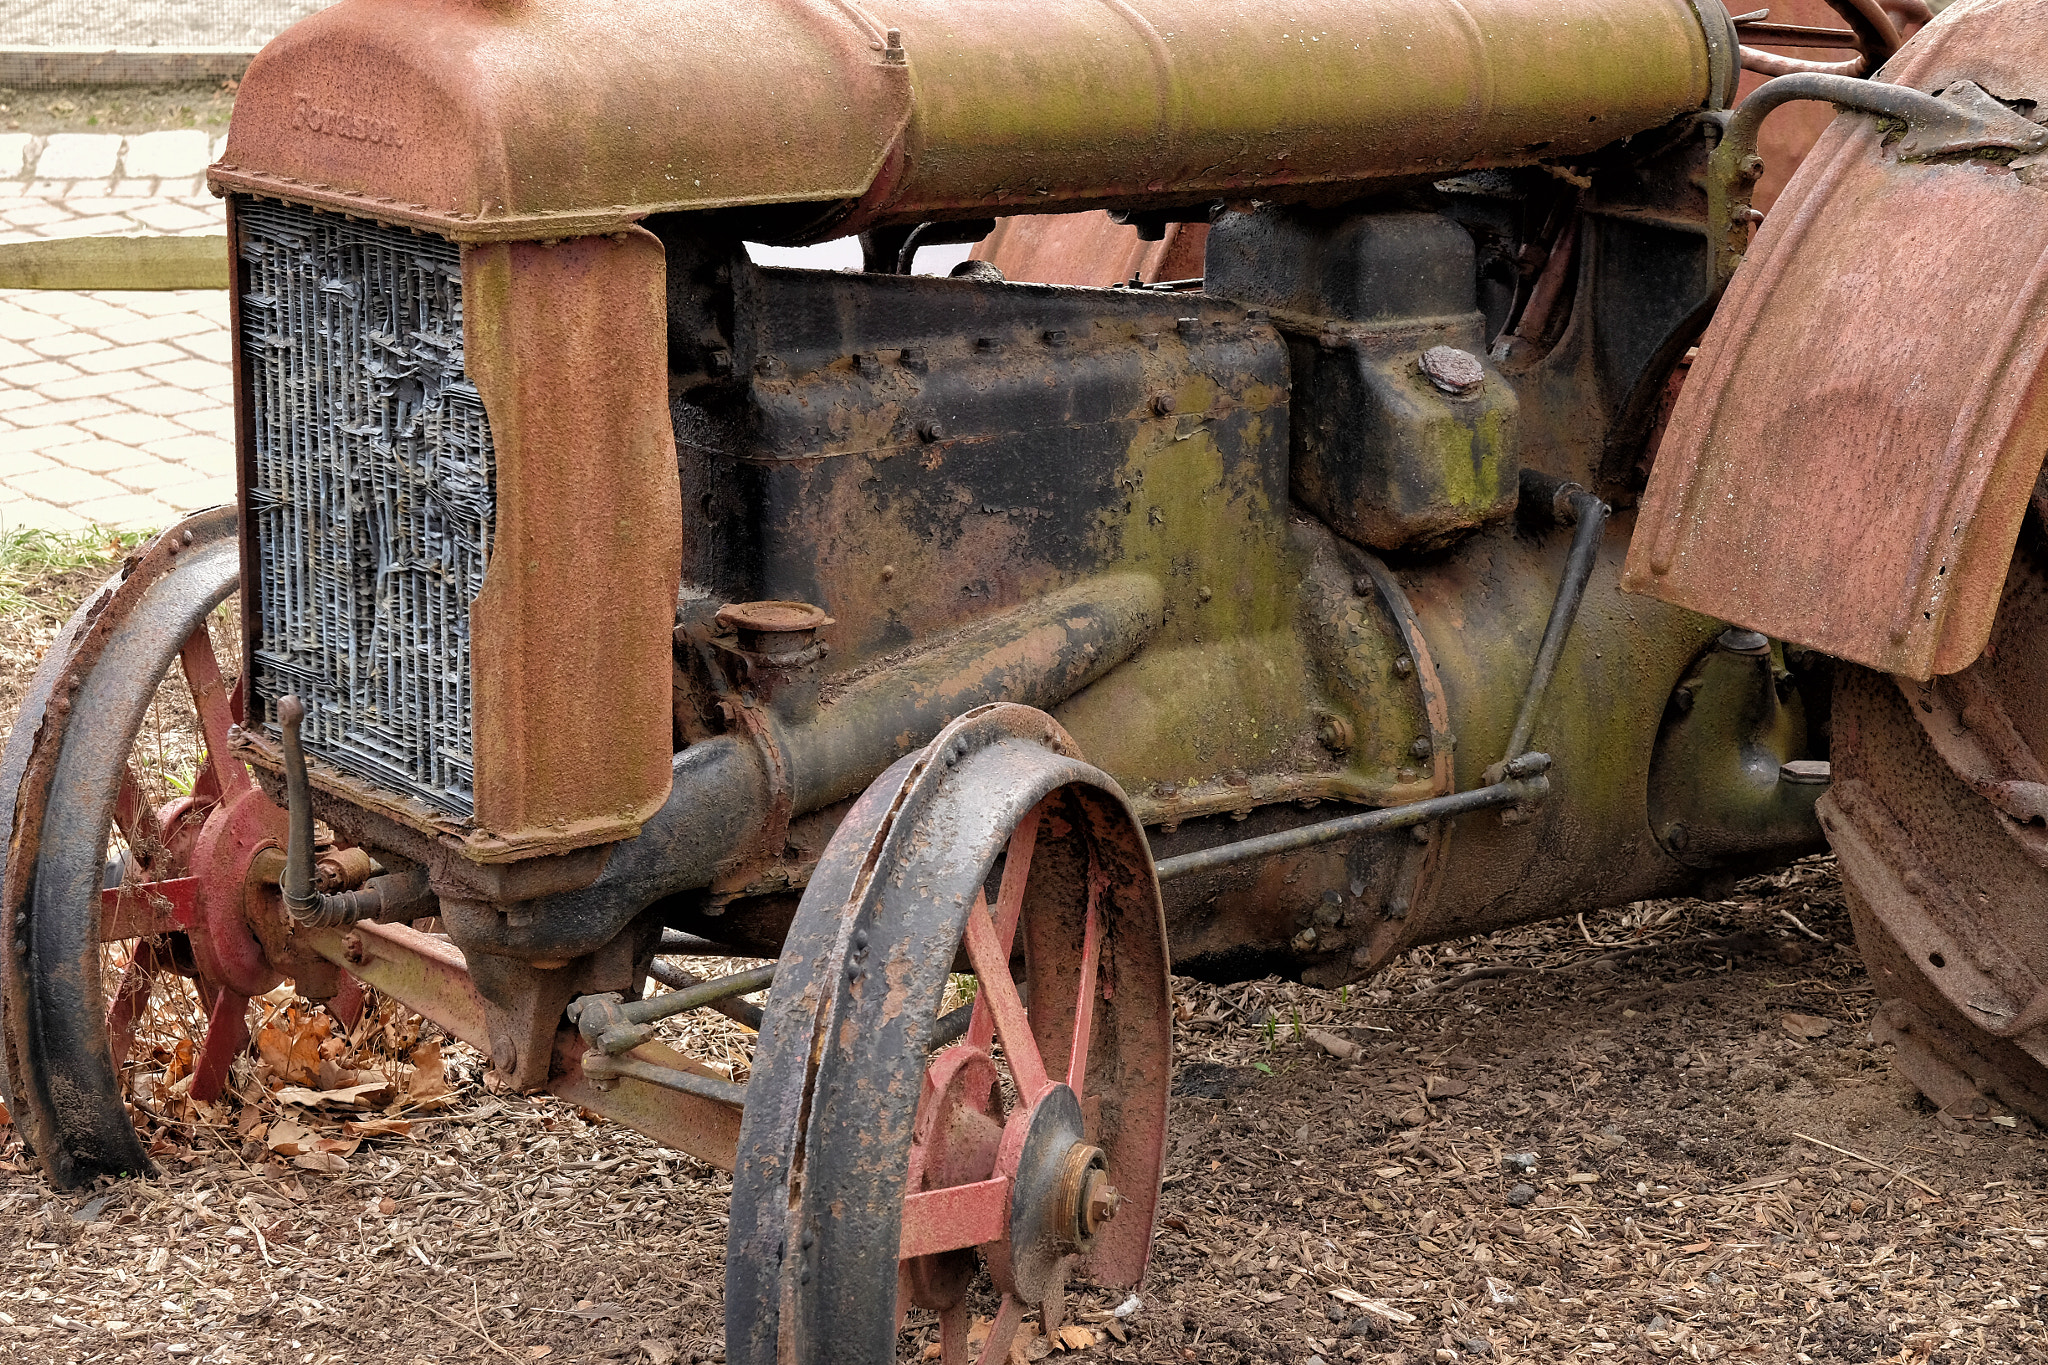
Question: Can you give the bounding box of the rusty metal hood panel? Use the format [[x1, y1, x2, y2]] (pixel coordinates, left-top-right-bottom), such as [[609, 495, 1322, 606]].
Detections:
[[1623, 0, 2048, 680], [212, 0, 1724, 242], [213, 0, 914, 239]]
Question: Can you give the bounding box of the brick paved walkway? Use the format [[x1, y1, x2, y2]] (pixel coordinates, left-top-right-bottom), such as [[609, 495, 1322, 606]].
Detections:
[[1, 131, 232, 533]]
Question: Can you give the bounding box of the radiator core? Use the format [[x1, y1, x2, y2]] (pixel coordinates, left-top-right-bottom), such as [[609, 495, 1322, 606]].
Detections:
[[238, 200, 494, 817]]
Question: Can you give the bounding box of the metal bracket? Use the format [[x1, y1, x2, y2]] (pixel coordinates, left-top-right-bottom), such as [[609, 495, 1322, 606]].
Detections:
[[1710, 75, 2048, 282]]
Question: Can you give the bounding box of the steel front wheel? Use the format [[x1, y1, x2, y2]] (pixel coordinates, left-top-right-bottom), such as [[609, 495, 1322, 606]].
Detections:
[[0, 509, 289, 1184], [1826, 516, 2048, 1122], [726, 704, 1171, 1365]]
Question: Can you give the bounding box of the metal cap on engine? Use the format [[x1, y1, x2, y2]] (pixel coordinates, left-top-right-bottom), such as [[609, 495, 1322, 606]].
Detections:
[[717, 600, 834, 661]]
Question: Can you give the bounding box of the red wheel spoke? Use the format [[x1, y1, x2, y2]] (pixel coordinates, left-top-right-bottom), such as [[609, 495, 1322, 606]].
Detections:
[[178, 625, 249, 799], [899, 1175, 1010, 1260], [188, 989, 251, 1105], [962, 893, 1051, 1103], [329, 973, 368, 1030], [1066, 868, 1105, 1096], [973, 1295, 1025, 1365], [967, 809, 1041, 1054], [99, 877, 200, 941], [106, 941, 163, 1069], [938, 1304, 970, 1365]]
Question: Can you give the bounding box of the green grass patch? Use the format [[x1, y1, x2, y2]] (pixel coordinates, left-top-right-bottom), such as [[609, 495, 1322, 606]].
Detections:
[[0, 523, 156, 617]]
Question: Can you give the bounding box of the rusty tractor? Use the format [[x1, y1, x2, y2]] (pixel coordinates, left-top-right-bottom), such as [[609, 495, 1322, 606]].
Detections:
[[4, 0, 2044, 1359]]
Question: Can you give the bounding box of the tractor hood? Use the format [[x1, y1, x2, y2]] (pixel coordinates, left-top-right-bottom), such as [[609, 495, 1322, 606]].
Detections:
[[210, 0, 1733, 242]]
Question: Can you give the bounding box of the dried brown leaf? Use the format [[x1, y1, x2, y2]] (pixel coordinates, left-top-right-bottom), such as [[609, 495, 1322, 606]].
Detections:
[[1781, 1012, 1836, 1039], [291, 1150, 349, 1174], [276, 1081, 392, 1111]]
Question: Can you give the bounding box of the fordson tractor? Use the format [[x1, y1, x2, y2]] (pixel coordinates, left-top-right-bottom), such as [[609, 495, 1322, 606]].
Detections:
[[6, 0, 2046, 1360]]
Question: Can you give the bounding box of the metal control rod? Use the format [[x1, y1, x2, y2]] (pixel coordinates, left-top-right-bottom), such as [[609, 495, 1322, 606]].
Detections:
[[579, 1052, 748, 1108], [1502, 486, 1610, 766], [1153, 754, 1551, 883]]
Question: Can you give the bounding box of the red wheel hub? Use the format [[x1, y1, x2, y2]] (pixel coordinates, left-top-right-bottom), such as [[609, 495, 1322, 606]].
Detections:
[[187, 784, 288, 999]]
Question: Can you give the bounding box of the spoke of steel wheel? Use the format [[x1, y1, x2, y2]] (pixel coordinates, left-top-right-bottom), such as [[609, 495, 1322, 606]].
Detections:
[[1066, 866, 1105, 1096], [899, 1175, 1010, 1259], [939, 1304, 969, 1365], [179, 625, 249, 798], [188, 989, 251, 1105], [100, 877, 199, 941], [106, 940, 163, 1069], [974, 1295, 1025, 1365], [967, 809, 1041, 1054], [962, 892, 1050, 1104]]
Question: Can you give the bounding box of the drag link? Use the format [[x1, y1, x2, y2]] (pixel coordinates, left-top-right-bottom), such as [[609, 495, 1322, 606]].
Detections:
[[570, 963, 777, 1054], [649, 959, 765, 1030]]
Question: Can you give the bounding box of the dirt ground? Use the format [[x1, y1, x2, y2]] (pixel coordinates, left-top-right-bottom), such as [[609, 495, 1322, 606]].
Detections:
[[2, 540, 2044, 1365]]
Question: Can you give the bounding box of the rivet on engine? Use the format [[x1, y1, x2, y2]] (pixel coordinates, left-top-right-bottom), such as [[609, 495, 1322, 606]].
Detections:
[[1393, 656, 1414, 678], [1151, 391, 1176, 416], [1042, 329, 1069, 347], [975, 337, 1002, 355], [880, 564, 896, 581], [1176, 317, 1201, 335], [1197, 586, 1212, 603], [1352, 575, 1372, 596], [917, 420, 944, 443], [1409, 736, 1432, 759]]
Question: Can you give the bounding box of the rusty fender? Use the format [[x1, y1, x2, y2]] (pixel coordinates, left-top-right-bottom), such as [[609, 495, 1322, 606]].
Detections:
[[1625, 0, 2048, 679], [444, 576, 1162, 960]]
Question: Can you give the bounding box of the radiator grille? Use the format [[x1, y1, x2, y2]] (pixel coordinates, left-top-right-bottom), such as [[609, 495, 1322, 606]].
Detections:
[[238, 200, 494, 817]]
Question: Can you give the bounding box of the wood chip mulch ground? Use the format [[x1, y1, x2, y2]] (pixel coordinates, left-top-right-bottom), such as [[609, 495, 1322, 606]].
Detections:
[[4, 538, 2045, 1364]]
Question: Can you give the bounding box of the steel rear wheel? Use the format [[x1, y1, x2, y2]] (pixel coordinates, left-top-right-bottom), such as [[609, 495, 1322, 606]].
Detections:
[[1826, 514, 2048, 1122], [727, 704, 1170, 1365], [1, 508, 289, 1184]]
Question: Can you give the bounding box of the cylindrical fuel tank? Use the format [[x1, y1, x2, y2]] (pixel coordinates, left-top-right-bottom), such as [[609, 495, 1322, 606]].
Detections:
[[213, 0, 1734, 243]]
